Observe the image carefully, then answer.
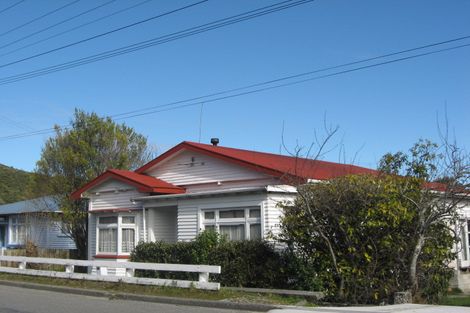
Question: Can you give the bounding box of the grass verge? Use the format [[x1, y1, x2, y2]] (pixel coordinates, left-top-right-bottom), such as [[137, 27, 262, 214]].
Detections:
[[439, 294, 470, 307], [0, 272, 315, 307]]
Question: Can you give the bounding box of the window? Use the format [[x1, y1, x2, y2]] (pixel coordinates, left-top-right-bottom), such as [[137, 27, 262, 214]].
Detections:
[[202, 207, 262, 240], [121, 228, 135, 253], [97, 215, 136, 254], [10, 215, 26, 245]]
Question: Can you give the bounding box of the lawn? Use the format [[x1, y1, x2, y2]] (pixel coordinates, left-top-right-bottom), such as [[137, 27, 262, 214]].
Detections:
[[439, 294, 470, 307]]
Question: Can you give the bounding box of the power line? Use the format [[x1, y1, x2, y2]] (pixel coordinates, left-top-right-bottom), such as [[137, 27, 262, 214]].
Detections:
[[0, 0, 315, 84], [0, 0, 81, 38], [0, 37, 468, 141], [0, 0, 118, 51], [0, 0, 25, 16], [0, 0, 209, 70], [0, 0, 155, 59], [110, 34, 470, 119], [111, 43, 470, 121]]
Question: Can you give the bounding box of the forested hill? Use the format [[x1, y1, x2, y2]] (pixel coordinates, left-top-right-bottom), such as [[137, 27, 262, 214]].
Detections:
[[0, 164, 38, 205]]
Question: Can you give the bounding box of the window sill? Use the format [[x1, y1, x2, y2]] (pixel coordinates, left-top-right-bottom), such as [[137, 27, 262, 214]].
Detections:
[[94, 254, 130, 259]]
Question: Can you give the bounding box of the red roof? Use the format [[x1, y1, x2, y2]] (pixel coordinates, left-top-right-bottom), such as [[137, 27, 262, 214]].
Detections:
[[136, 141, 379, 181], [71, 169, 185, 200]]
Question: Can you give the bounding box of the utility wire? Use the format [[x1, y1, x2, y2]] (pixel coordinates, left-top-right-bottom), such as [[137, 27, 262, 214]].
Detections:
[[0, 0, 155, 59], [0, 0, 314, 84], [0, 0, 209, 70], [0, 0, 118, 51], [0, 0, 25, 16], [0, 38, 468, 141], [110, 34, 470, 119], [111, 42, 470, 121], [0, 0, 81, 38]]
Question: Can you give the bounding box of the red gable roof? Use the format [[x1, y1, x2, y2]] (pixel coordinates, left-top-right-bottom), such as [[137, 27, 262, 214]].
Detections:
[[71, 169, 185, 200], [136, 141, 379, 181]]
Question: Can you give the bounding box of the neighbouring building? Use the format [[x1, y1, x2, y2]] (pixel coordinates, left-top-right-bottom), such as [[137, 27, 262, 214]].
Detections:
[[71, 140, 470, 290], [0, 197, 76, 250]]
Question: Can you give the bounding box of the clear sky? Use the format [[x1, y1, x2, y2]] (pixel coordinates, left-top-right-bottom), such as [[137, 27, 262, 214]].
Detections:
[[0, 0, 468, 172]]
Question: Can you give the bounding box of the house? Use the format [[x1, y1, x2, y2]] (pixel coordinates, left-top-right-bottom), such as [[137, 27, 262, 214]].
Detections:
[[71, 140, 378, 262], [71, 140, 470, 291], [0, 197, 76, 250]]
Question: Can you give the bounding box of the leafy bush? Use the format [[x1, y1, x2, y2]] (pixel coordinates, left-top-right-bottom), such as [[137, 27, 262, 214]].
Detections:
[[131, 231, 322, 290]]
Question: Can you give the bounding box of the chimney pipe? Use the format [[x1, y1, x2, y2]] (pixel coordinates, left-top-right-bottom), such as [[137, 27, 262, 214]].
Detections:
[[210, 138, 219, 146]]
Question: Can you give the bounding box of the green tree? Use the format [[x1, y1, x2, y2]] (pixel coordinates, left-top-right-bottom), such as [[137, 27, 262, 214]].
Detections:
[[378, 139, 469, 296], [36, 109, 153, 259], [279, 139, 468, 304], [280, 174, 456, 304]]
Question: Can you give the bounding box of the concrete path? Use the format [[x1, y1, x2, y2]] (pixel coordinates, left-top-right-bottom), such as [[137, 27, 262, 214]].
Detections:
[[269, 304, 470, 313]]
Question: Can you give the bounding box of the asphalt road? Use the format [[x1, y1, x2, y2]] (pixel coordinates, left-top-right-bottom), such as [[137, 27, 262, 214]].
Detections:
[[0, 285, 258, 313]]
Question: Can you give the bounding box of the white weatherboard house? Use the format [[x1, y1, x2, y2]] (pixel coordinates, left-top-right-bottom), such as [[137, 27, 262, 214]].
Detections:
[[0, 197, 76, 251], [72, 140, 470, 290]]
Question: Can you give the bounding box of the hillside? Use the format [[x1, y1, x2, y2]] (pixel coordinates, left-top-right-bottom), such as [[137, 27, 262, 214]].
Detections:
[[0, 164, 38, 205]]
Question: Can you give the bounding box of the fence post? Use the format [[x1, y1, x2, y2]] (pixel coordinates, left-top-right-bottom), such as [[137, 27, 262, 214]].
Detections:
[[65, 264, 74, 273], [18, 261, 26, 270], [198, 272, 209, 283], [98, 266, 108, 276], [125, 268, 134, 277]]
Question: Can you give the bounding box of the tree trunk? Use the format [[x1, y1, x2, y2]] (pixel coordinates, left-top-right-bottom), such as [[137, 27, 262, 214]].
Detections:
[[409, 235, 425, 293]]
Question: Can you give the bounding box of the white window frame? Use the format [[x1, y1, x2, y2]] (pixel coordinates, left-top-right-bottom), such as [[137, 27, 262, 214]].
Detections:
[[201, 207, 262, 241], [460, 218, 470, 268], [9, 215, 26, 245], [96, 214, 137, 255]]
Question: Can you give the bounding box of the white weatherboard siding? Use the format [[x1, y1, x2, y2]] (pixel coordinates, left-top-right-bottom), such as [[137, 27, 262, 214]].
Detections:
[[177, 206, 198, 242], [147, 207, 177, 242], [88, 214, 97, 259], [183, 177, 280, 193], [146, 150, 270, 191], [88, 179, 146, 211], [264, 194, 295, 239]]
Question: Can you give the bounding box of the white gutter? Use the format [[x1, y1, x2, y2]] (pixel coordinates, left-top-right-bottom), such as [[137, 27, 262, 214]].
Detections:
[[132, 185, 297, 202]]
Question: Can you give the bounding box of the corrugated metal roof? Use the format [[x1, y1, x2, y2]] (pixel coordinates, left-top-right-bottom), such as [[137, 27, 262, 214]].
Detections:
[[0, 196, 59, 215]]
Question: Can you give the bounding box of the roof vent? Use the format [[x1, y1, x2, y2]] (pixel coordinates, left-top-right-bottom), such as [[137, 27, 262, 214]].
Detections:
[[210, 138, 219, 146]]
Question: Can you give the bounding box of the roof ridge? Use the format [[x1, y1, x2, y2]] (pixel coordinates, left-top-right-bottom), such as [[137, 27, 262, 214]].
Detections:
[[183, 141, 373, 171]]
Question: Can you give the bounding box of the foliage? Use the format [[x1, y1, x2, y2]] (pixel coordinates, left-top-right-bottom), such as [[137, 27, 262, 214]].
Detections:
[[279, 174, 456, 304], [0, 164, 40, 204], [36, 109, 153, 259], [378, 139, 468, 296], [131, 230, 322, 290]]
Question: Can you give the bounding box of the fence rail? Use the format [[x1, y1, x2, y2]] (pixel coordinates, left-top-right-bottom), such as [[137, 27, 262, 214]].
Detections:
[[0, 255, 220, 290]]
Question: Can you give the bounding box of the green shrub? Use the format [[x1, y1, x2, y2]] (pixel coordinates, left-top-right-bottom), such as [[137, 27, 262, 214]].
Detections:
[[131, 230, 322, 290]]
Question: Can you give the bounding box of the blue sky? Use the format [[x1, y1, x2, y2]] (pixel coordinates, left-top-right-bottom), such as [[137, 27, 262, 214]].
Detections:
[[0, 0, 468, 172]]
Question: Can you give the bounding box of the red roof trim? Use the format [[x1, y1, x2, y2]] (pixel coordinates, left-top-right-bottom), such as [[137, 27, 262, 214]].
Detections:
[[136, 142, 289, 178], [136, 141, 378, 181], [71, 170, 184, 200]]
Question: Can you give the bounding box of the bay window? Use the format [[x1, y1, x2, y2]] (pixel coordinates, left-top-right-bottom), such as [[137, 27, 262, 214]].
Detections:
[[97, 215, 136, 254], [202, 207, 262, 240]]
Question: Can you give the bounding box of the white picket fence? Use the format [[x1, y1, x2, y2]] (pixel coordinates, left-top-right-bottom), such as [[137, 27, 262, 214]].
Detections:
[[0, 255, 221, 290]]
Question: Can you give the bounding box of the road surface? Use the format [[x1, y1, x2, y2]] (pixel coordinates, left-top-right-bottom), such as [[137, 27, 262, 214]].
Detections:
[[0, 285, 258, 313]]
